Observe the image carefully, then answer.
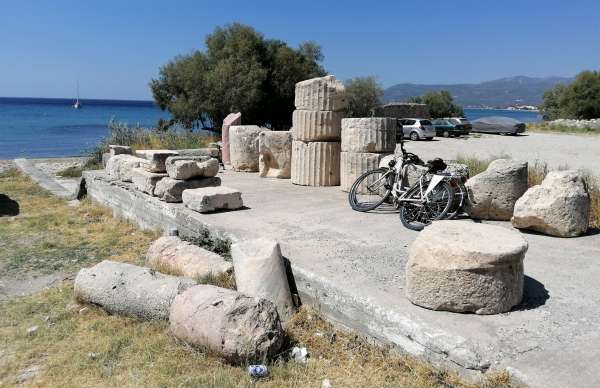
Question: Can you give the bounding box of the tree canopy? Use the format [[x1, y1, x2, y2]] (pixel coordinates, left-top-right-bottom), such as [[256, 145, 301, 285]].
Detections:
[[150, 23, 325, 131], [344, 76, 384, 117], [541, 70, 600, 120], [408, 90, 464, 118]]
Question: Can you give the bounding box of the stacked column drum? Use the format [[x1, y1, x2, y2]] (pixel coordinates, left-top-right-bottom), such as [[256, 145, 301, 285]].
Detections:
[[291, 76, 347, 186], [340, 118, 396, 192]]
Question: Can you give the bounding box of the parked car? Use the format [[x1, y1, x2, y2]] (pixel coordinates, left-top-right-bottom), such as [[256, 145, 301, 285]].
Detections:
[[445, 117, 472, 135], [431, 119, 467, 137], [398, 119, 435, 141], [471, 116, 526, 135]]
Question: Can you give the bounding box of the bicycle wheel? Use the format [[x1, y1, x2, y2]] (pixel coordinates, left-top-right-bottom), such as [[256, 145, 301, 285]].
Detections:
[[348, 168, 393, 212], [446, 181, 467, 219], [399, 181, 454, 230]]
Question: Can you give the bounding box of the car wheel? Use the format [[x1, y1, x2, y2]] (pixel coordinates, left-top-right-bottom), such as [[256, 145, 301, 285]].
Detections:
[[443, 130, 450, 138], [410, 132, 419, 141]]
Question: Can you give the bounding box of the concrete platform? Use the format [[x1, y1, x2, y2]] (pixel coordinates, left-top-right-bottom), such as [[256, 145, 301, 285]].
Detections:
[[83, 169, 600, 388]]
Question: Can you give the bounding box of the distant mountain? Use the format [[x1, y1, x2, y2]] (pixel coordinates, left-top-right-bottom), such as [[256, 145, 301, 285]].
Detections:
[[383, 76, 573, 107]]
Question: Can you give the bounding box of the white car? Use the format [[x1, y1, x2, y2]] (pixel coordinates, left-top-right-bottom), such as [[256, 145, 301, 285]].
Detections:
[[398, 119, 435, 141]]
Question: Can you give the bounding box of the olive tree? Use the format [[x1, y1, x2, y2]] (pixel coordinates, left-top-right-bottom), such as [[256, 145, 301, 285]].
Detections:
[[344, 76, 383, 117], [408, 90, 464, 118], [541, 70, 600, 120]]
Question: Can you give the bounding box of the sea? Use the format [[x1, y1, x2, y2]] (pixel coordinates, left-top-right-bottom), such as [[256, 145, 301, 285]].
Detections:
[[0, 97, 543, 160]]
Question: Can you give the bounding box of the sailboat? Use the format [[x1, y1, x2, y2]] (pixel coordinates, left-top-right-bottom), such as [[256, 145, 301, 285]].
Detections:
[[73, 81, 82, 109]]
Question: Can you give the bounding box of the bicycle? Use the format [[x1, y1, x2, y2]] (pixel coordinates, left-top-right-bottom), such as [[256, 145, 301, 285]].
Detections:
[[348, 121, 468, 230]]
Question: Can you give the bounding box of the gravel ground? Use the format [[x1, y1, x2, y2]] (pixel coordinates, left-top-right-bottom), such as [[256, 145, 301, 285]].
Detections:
[[401, 132, 600, 172]]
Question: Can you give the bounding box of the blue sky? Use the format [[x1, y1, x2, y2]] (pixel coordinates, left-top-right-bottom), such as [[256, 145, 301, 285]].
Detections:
[[1, 0, 598, 100]]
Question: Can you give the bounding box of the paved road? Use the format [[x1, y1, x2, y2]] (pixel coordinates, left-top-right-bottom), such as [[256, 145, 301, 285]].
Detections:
[[402, 132, 600, 172]]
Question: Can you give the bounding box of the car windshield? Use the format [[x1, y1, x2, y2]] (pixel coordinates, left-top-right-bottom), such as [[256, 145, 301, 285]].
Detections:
[[420, 120, 432, 125]]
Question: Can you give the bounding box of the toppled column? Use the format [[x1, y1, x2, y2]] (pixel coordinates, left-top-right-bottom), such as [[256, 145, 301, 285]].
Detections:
[[259, 131, 292, 178], [231, 238, 295, 321]]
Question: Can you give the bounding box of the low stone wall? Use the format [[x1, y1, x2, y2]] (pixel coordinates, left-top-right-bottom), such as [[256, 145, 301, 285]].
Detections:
[[547, 118, 600, 129]]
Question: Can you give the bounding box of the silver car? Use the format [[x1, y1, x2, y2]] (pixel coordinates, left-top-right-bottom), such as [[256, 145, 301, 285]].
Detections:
[[398, 118, 435, 141]]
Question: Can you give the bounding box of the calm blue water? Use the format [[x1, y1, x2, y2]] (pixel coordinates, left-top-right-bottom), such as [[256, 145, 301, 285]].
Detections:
[[0, 98, 542, 159], [0, 97, 169, 159]]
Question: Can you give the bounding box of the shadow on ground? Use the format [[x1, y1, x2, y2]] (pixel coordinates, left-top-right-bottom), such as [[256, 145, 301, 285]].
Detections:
[[514, 275, 549, 311], [0, 194, 19, 216]]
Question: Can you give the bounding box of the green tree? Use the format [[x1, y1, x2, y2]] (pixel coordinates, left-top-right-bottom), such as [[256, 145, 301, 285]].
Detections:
[[344, 76, 383, 117], [541, 70, 600, 120], [407, 90, 464, 118], [150, 23, 325, 131]]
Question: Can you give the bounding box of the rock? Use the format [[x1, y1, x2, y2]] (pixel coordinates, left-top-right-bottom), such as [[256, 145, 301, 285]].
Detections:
[[135, 149, 179, 173], [74, 260, 195, 320], [221, 112, 242, 165], [109, 145, 132, 156], [340, 152, 388, 192], [165, 156, 219, 180], [130, 167, 167, 195], [259, 131, 292, 178], [229, 125, 268, 172], [291, 141, 340, 186], [232, 238, 295, 321], [154, 176, 221, 203], [290, 346, 308, 364], [102, 152, 111, 167], [169, 285, 284, 364], [105, 154, 148, 182], [406, 221, 527, 315], [465, 159, 528, 220], [295, 75, 347, 111], [147, 236, 232, 278], [341, 118, 396, 153], [75, 176, 87, 200], [512, 170, 590, 237], [445, 162, 470, 180], [292, 110, 343, 141], [182, 186, 243, 213]]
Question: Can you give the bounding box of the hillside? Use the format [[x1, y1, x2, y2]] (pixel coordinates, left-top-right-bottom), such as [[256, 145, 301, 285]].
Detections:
[[383, 76, 572, 107]]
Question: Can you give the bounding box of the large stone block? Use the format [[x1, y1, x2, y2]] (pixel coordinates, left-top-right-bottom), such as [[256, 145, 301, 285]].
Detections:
[[231, 238, 295, 321], [229, 125, 268, 172], [109, 144, 132, 156], [340, 152, 387, 192], [341, 118, 396, 153], [406, 221, 527, 315], [176, 148, 220, 159], [291, 141, 340, 186], [74, 260, 195, 320], [259, 131, 292, 178], [465, 159, 528, 220], [169, 285, 284, 364], [221, 112, 242, 165], [130, 168, 167, 195], [154, 176, 221, 203], [182, 186, 243, 213], [105, 154, 148, 182], [165, 156, 219, 180], [135, 149, 179, 173], [294, 75, 347, 111], [147, 236, 232, 278], [512, 170, 590, 237], [292, 110, 343, 141]]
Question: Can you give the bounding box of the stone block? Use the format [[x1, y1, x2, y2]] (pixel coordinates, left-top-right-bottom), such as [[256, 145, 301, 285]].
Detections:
[[229, 125, 267, 172], [341, 118, 396, 153], [154, 176, 221, 203], [135, 149, 179, 173], [292, 110, 343, 141], [109, 145, 132, 156], [221, 112, 242, 165], [130, 167, 167, 195], [291, 141, 340, 186], [294, 75, 347, 111], [259, 131, 292, 178], [165, 156, 219, 180], [182, 186, 243, 213], [105, 154, 148, 182]]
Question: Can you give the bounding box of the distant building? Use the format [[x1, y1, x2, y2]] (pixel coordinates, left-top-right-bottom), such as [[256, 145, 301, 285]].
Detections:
[[375, 102, 431, 119]]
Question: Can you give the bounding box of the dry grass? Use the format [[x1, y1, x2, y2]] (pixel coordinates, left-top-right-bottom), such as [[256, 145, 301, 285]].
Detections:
[[527, 122, 600, 135]]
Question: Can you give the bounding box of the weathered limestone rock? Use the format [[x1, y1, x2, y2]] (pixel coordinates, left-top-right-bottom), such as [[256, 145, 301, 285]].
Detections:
[[221, 112, 242, 165], [465, 159, 528, 220], [105, 154, 148, 182], [341, 118, 396, 153], [512, 170, 590, 237], [406, 221, 527, 315], [165, 156, 219, 180], [169, 285, 284, 364], [259, 131, 292, 178], [135, 149, 179, 173], [292, 110, 343, 141], [130, 168, 167, 195], [74, 260, 195, 320], [291, 141, 340, 186], [294, 75, 347, 111], [182, 186, 243, 213], [102, 153, 111, 167], [147, 236, 232, 278], [109, 145, 132, 156], [445, 162, 470, 180], [231, 238, 295, 321], [340, 152, 387, 192], [229, 125, 268, 172], [154, 176, 221, 202]]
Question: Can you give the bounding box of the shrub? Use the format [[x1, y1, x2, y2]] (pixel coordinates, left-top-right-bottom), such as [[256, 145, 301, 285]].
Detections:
[[345, 76, 383, 117], [541, 70, 600, 120]]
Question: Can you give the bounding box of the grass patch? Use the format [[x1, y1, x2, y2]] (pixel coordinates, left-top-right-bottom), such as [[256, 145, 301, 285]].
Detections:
[[181, 230, 232, 261], [0, 285, 517, 387], [527, 122, 600, 134], [196, 271, 236, 290]]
